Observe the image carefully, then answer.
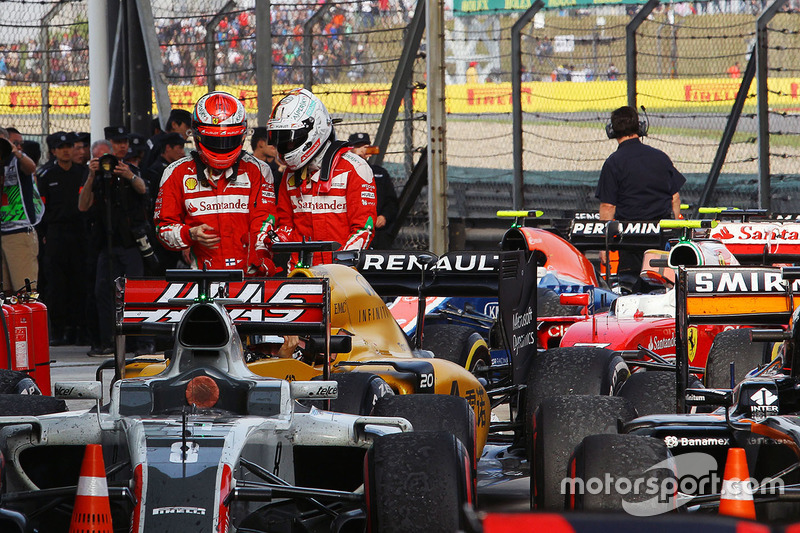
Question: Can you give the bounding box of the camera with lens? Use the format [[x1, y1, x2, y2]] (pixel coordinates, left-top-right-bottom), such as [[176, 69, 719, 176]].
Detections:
[[97, 153, 119, 181], [131, 225, 162, 274]]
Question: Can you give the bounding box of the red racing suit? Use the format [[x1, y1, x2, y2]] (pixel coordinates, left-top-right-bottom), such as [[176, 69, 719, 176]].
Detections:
[[276, 145, 376, 265], [155, 152, 278, 273]]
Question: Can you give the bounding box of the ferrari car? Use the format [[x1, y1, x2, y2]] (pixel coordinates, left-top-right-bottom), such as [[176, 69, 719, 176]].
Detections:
[[0, 269, 475, 533]]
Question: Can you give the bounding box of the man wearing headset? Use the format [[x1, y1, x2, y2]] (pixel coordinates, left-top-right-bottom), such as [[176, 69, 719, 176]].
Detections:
[[596, 105, 685, 291]]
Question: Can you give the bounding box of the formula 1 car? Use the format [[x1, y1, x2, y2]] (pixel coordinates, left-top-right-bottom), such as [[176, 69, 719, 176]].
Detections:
[[118, 251, 491, 457], [0, 269, 475, 533], [529, 263, 800, 518]]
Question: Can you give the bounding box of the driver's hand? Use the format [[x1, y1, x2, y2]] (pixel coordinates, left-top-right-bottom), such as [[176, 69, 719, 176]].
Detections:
[[277, 335, 301, 359], [190, 224, 221, 248]]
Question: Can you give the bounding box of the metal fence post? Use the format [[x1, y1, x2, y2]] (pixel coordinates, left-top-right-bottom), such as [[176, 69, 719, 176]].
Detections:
[[626, 0, 659, 109], [40, 3, 64, 143], [427, 0, 447, 254], [511, 0, 544, 211], [757, 0, 787, 211], [207, 0, 235, 93], [304, 2, 330, 91], [256, 0, 272, 125]]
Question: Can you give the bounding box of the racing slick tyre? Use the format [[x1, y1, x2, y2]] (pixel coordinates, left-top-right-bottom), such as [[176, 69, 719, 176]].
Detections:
[[311, 372, 394, 415], [422, 324, 491, 374], [566, 433, 676, 512], [372, 394, 476, 472], [537, 288, 582, 317], [0, 394, 67, 415], [365, 431, 471, 533], [525, 347, 629, 455], [532, 395, 638, 511], [0, 369, 41, 395], [617, 370, 677, 417], [705, 329, 768, 389]]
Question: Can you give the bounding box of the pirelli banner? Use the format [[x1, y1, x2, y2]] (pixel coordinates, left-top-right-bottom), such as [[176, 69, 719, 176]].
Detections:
[[678, 266, 797, 326], [0, 77, 786, 116]]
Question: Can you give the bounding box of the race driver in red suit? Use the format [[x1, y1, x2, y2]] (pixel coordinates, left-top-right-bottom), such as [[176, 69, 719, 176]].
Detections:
[[155, 91, 278, 275], [267, 88, 376, 265]]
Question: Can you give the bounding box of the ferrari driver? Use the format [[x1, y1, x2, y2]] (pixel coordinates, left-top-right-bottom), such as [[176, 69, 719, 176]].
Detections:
[[267, 88, 377, 265], [155, 91, 278, 275]]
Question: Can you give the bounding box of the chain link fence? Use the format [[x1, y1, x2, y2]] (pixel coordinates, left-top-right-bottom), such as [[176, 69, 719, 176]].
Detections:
[[0, 0, 89, 156], [3, 0, 800, 249]]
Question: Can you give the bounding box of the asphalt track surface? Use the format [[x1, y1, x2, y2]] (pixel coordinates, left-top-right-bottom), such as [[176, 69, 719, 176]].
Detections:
[[49, 344, 531, 513]]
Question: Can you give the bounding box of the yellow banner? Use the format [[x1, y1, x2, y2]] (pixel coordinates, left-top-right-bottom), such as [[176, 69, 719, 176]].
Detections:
[[3, 77, 799, 116]]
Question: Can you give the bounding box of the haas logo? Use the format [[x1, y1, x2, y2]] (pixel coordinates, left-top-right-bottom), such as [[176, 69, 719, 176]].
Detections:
[[711, 227, 734, 240]]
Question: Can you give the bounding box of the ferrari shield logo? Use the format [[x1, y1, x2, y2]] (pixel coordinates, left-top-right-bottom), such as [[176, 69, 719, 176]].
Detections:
[[687, 326, 698, 362]]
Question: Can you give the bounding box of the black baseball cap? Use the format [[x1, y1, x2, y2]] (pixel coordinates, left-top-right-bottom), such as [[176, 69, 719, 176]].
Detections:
[[104, 126, 129, 142], [46, 131, 74, 150], [348, 132, 371, 146]]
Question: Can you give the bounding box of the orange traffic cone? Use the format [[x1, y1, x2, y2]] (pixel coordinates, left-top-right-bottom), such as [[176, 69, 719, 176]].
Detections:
[[69, 444, 113, 533], [718, 447, 756, 519]]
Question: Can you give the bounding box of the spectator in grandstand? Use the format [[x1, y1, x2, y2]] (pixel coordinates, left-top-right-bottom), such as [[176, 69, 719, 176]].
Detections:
[[268, 89, 377, 266], [37, 132, 89, 346], [607, 63, 620, 81], [155, 91, 278, 275], [466, 61, 479, 84], [0, 127, 43, 293], [727, 61, 741, 78], [348, 132, 398, 250], [596, 106, 685, 293]]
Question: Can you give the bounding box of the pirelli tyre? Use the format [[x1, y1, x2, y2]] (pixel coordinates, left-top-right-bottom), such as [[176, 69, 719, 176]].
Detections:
[[310, 372, 394, 415], [617, 371, 678, 417], [365, 431, 472, 533], [532, 395, 638, 511], [422, 324, 491, 374], [537, 288, 582, 317], [0, 369, 41, 395], [372, 394, 477, 480], [525, 347, 630, 454], [566, 433, 676, 512], [705, 329, 769, 389]]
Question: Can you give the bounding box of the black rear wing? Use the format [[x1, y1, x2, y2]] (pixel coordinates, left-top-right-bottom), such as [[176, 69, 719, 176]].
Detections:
[[568, 219, 675, 252], [675, 265, 799, 412], [333, 250, 501, 297]]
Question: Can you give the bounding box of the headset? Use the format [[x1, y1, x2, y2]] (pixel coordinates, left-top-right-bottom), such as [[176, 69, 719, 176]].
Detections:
[[605, 105, 649, 139]]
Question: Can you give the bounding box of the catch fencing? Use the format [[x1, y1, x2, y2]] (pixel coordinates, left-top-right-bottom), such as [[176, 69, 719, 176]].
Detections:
[[2, 0, 800, 250]]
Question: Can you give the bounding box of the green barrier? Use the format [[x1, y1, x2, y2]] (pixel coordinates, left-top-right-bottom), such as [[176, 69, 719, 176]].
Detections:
[[496, 210, 544, 218], [659, 219, 719, 229]]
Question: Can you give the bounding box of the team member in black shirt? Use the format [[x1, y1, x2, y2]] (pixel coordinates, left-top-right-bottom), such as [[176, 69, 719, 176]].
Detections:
[[37, 132, 89, 345], [596, 106, 685, 291]]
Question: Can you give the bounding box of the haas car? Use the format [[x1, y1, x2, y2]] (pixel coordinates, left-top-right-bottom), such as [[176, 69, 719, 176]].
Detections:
[[0, 270, 476, 533]]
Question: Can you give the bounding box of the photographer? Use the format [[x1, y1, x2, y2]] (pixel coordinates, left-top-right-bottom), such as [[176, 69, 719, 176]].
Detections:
[[78, 126, 153, 355]]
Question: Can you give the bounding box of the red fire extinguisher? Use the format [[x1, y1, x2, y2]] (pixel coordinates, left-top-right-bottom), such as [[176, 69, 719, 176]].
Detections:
[[25, 299, 51, 395], [0, 304, 15, 372], [2, 301, 32, 372]]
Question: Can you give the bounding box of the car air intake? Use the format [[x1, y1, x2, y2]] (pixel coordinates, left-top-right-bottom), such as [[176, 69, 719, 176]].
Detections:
[[178, 304, 229, 347], [668, 243, 701, 267]]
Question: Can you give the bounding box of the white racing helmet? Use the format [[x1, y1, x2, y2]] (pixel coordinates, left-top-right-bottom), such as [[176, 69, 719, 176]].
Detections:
[[267, 88, 332, 172]]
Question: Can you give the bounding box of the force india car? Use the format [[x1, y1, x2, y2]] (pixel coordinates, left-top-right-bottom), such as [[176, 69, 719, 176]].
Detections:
[[0, 270, 476, 533], [529, 263, 800, 517]]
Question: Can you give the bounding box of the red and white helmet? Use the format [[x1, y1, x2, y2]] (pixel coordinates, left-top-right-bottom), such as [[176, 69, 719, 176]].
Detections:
[[267, 88, 332, 172], [192, 91, 247, 170]]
